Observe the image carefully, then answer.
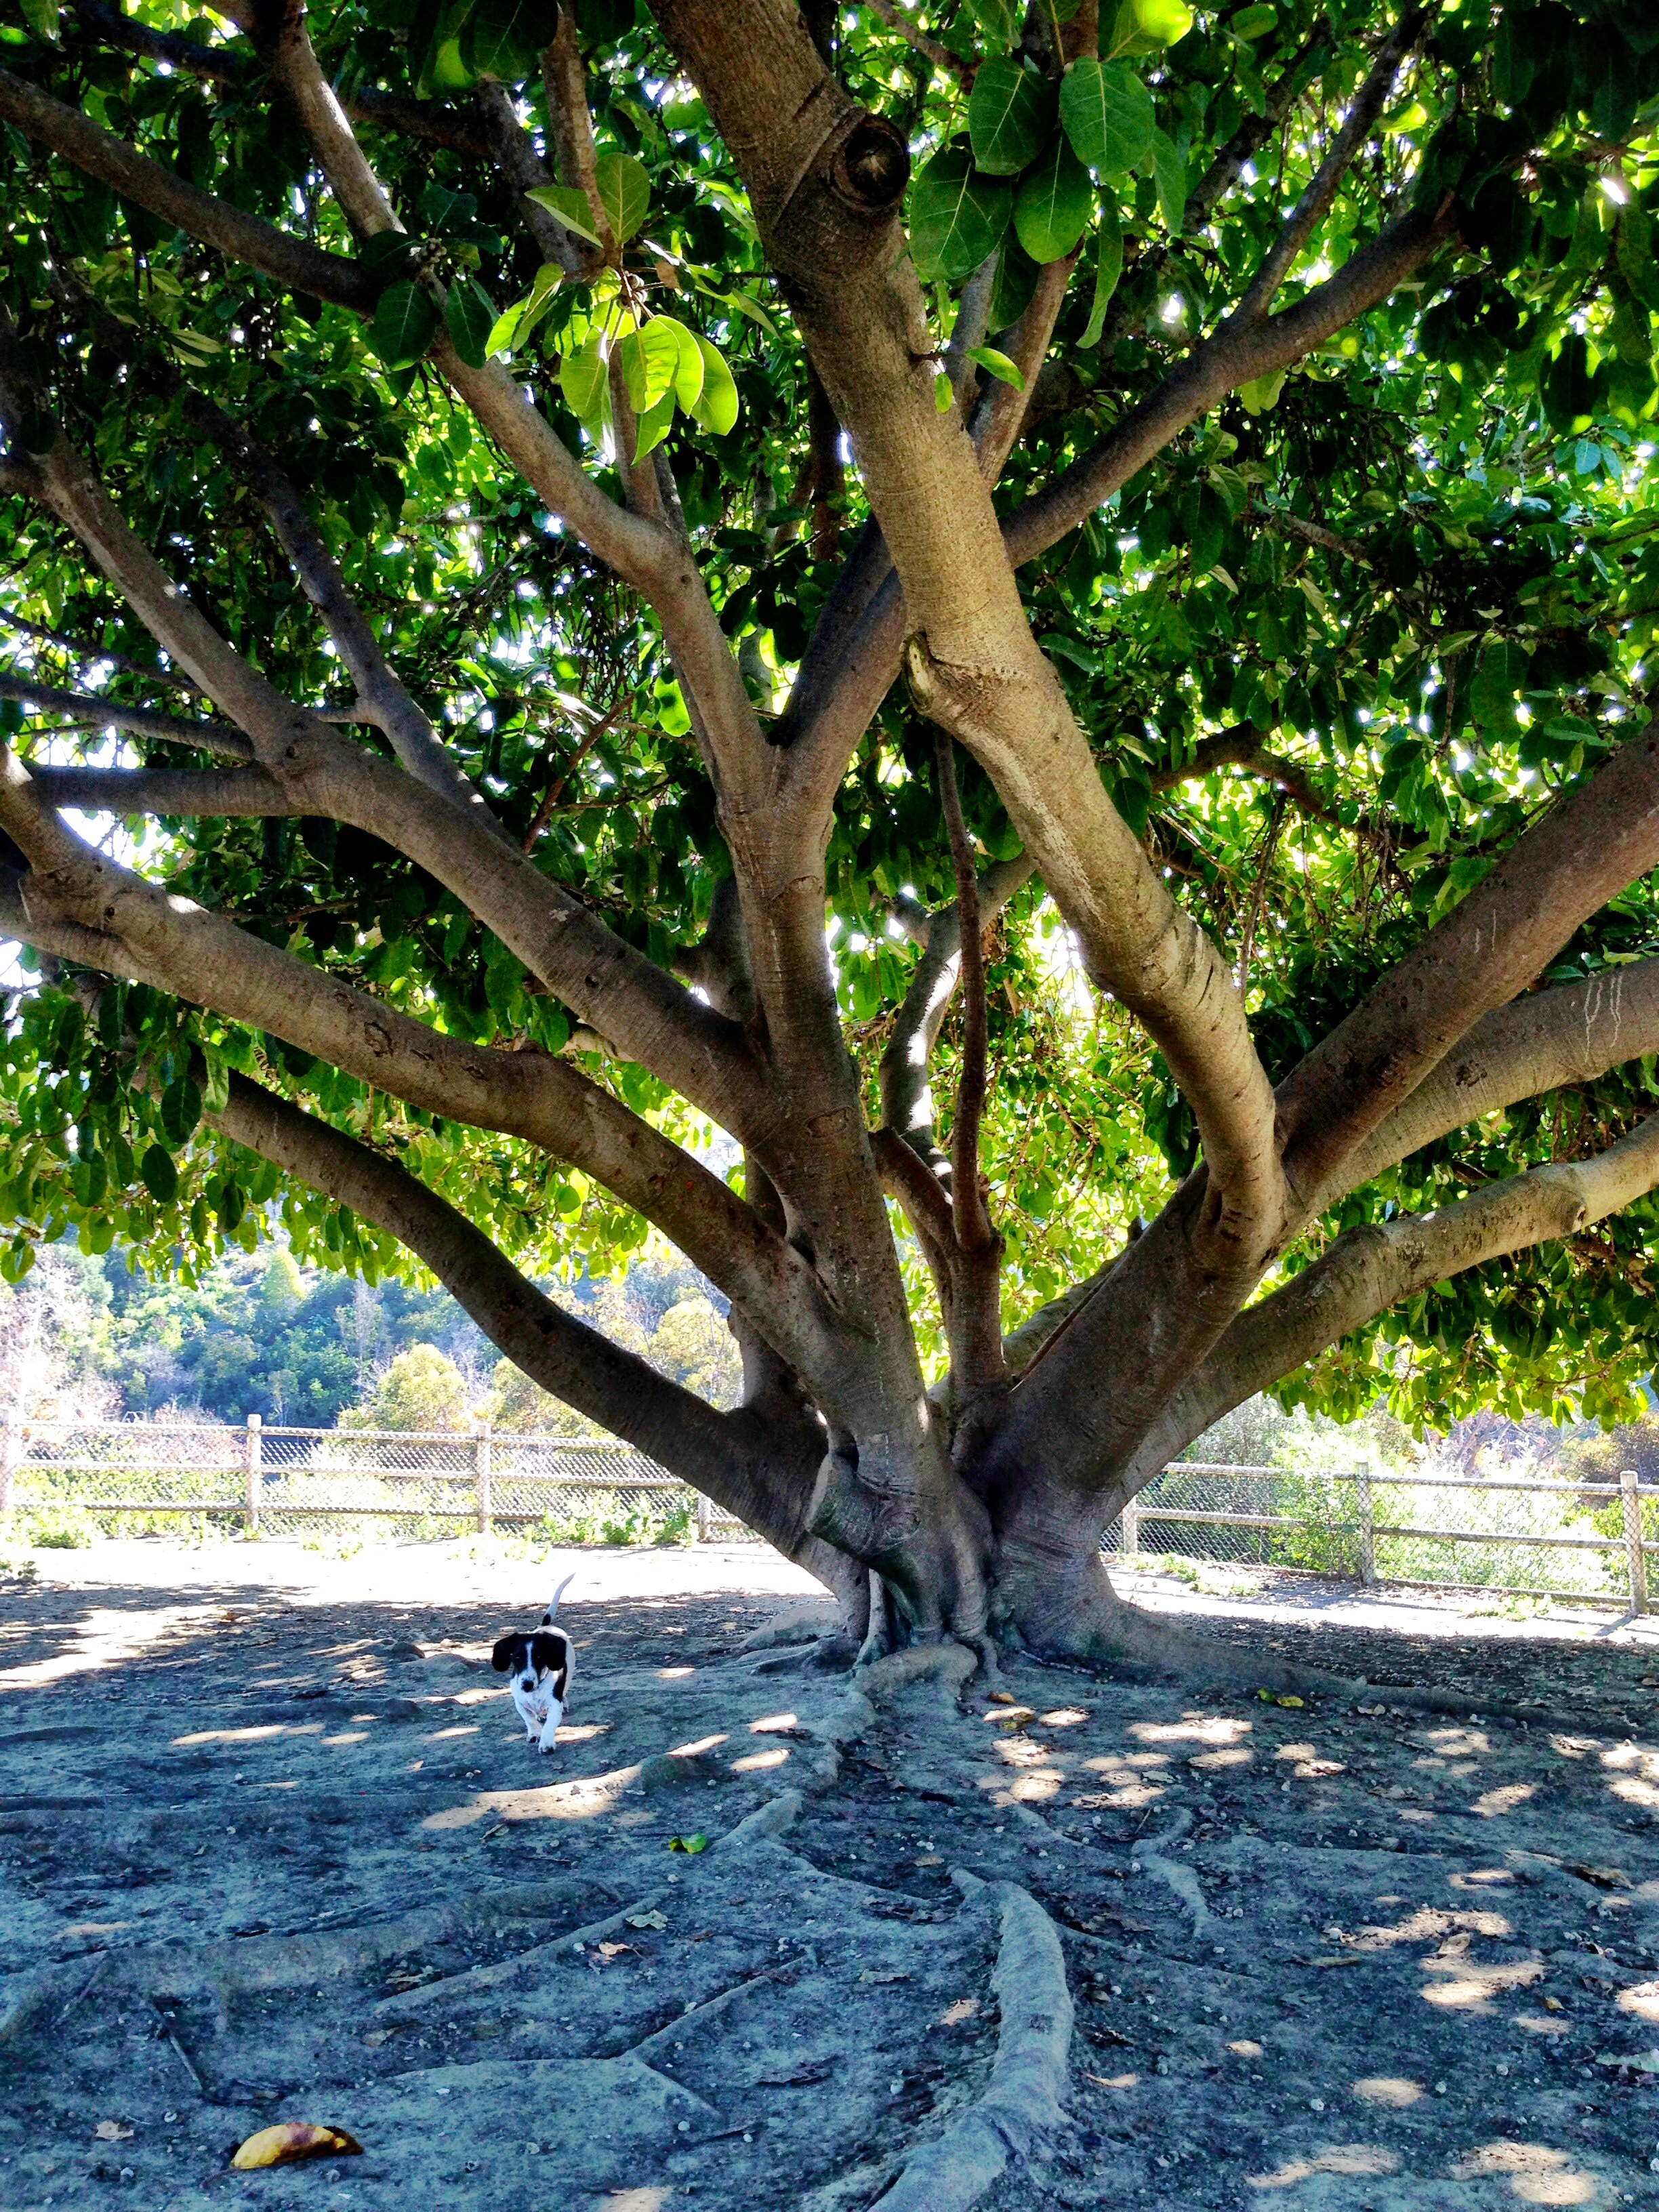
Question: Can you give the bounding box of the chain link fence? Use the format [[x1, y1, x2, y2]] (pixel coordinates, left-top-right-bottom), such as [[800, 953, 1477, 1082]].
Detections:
[[1103, 1460, 1654, 1611], [0, 1415, 755, 1547], [1, 1419, 1652, 1610]]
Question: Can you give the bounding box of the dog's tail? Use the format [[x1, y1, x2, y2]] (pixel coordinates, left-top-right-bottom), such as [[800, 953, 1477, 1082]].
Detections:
[[541, 1570, 575, 1626]]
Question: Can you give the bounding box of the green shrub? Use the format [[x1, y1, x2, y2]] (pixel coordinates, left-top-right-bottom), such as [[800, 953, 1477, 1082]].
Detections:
[[22, 1506, 94, 1549]]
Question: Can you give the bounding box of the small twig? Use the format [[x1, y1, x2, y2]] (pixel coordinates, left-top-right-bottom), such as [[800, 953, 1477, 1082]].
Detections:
[[163, 2026, 207, 2095], [522, 702, 626, 851], [56, 1953, 110, 2023], [865, 0, 972, 85], [1233, 5, 1428, 326], [1235, 787, 1288, 995]]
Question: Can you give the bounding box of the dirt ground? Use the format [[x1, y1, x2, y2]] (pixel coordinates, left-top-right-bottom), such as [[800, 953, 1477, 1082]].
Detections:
[[2, 1538, 1658, 2212]]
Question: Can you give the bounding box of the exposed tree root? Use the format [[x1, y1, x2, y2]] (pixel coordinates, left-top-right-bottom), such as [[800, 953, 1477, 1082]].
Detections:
[[854, 1640, 979, 1706], [871, 1875, 1073, 2212], [372, 1893, 664, 2019], [750, 1630, 865, 1676], [1015, 1557, 1609, 1728], [739, 1603, 841, 1653], [0, 1878, 598, 2046], [712, 1786, 804, 1850], [1133, 1809, 1211, 1933]]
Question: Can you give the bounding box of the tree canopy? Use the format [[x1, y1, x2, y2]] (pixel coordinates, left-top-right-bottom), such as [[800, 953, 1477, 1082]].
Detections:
[[0, 0, 1657, 1656]]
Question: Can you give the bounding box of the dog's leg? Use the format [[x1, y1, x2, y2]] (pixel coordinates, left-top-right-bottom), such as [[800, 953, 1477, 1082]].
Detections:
[[537, 1696, 563, 1755]]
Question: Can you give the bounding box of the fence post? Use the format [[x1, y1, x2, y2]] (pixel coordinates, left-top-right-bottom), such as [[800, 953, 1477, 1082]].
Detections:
[[0, 1406, 18, 1517], [1355, 1459, 1376, 1587], [244, 1413, 262, 1534], [695, 1490, 711, 1544], [475, 1419, 493, 1536], [1622, 1469, 1650, 1616], [1121, 1494, 1139, 1559]]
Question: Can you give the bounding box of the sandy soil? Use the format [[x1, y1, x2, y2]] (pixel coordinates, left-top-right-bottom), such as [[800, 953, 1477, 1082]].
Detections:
[[1, 1536, 1657, 2212]]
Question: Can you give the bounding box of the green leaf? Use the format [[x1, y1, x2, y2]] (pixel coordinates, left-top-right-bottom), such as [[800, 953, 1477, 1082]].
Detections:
[[560, 333, 609, 426], [199, 1046, 229, 1116], [688, 335, 738, 434], [1059, 58, 1155, 177], [668, 1832, 708, 1853], [614, 319, 682, 414], [595, 150, 650, 243], [468, 0, 554, 78], [1127, 0, 1192, 45], [968, 58, 1056, 176], [1147, 126, 1187, 237], [1229, 3, 1277, 37], [369, 280, 441, 367], [525, 184, 605, 247], [417, 181, 479, 238], [1470, 640, 1530, 728], [161, 1075, 203, 1149], [935, 369, 954, 411], [20, 0, 58, 39], [656, 317, 705, 410], [140, 1143, 179, 1206], [486, 261, 563, 356], [443, 277, 497, 369], [909, 146, 1013, 285], [965, 0, 1019, 42], [1080, 203, 1124, 345], [966, 344, 1024, 388], [1617, 203, 1659, 315], [633, 391, 675, 462], [1012, 136, 1092, 264], [1237, 367, 1286, 413]]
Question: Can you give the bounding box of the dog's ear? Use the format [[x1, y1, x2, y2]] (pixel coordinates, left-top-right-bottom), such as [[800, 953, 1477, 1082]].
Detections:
[[490, 1634, 519, 1674]]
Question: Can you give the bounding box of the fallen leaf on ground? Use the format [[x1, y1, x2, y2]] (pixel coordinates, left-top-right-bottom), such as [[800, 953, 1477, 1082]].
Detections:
[[626, 1910, 668, 1929], [230, 2124, 363, 2170], [94, 2122, 134, 2143], [937, 1999, 977, 2026], [987, 1691, 1017, 1706], [596, 1941, 634, 1960], [668, 1833, 708, 1853]]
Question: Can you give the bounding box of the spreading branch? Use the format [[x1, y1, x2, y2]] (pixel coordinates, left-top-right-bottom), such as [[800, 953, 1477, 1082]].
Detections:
[[0, 675, 253, 758], [1276, 717, 1659, 1206], [25, 762, 287, 815], [209, 1067, 829, 1557], [0, 374, 771, 1142], [1230, 7, 1427, 326], [0, 775, 840, 1392], [0, 68, 376, 311], [1126, 1109, 1659, 1501], [1326, 952, 1659, 1210]]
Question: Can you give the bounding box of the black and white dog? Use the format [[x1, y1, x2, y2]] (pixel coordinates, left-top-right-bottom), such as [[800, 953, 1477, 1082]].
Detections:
[[491, 1574, 575, 1755]]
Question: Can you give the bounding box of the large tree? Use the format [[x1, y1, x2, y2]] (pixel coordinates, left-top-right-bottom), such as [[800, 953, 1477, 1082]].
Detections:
[[0, 0, 1656, 1660]]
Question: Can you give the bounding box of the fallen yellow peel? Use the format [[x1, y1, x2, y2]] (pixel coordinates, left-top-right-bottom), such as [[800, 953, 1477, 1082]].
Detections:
[[230, 2124, 363, 2171]]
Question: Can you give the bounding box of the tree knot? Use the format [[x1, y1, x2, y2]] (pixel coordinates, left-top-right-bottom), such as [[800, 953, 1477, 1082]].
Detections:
[[828, 114, 910, 213]]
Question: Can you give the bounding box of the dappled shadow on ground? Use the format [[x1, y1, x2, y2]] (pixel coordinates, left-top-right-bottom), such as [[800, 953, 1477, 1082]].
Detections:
[[0, 1560, 1656, 2210]]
